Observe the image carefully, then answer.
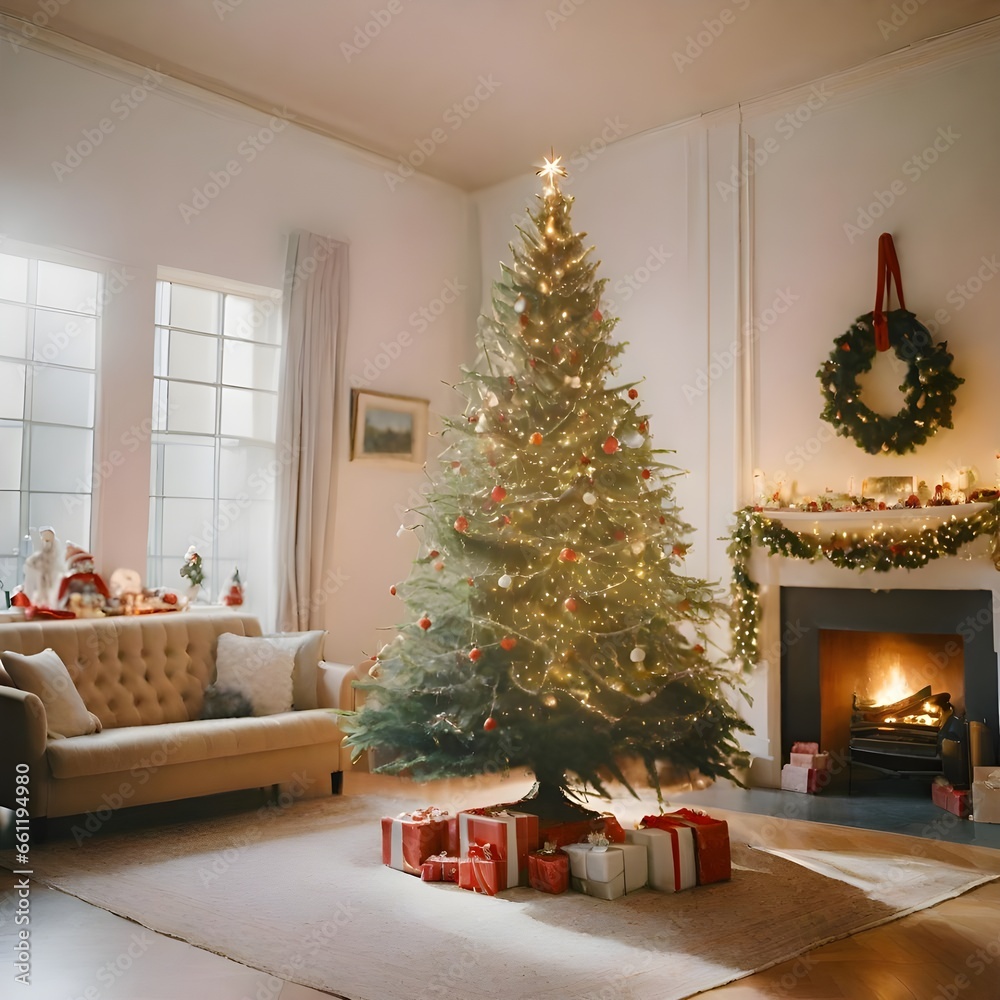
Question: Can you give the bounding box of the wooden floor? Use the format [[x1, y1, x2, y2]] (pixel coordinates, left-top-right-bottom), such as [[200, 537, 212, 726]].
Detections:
[[2, 770, 999, 999]]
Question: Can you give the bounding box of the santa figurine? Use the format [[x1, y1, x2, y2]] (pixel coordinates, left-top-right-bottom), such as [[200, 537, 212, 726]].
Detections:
[[220, 567, 245, 607], [58, 544, 111, 617]]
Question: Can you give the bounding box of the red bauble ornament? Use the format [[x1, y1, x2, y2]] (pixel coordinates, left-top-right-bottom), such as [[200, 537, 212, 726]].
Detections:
[[659, 516, 666, 524], [569, 349, 579, 364], [389, 585, 397, 595], [693, 644, 705, 654], [580, 455, 591, 465], [593, 309, 603, 322], [483, 716, 498, 732], [467, 577, 475, 586], [564, 597, 578, 612], [454, 516, 469, 533], [558, 548, 578, 562], [491, 485, 507, 502], [434, 562, 444, 572], [603, 436, 619, 454], [553, 345, 561, 357], [840, 342, 850, 351], [428, 550, 439, 559], [641, 469, 651, 479], [468, 414, 477, 423], [677, 599, 692, 614], [672, 544, 687, 557], [628, 388, 639, 400], [418, 616, 432, 630], [612, 529, 626, 541], [469, 647, 482, 662], [500, 636, 517, 651], [638, 421, 648, 433], [529, 432, 543, 445], [508, 376, 516, 386]]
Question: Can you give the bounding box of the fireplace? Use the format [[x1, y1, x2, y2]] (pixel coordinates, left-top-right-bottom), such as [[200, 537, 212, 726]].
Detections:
[[780, 588, 1000, 785]]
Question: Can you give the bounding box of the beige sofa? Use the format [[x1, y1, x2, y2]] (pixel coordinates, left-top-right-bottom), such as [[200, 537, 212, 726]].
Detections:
[[0, 611, 358, 823]]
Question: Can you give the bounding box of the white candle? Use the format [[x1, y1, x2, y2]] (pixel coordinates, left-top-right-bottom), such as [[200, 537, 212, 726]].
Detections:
[[847, 477, 855, 496]]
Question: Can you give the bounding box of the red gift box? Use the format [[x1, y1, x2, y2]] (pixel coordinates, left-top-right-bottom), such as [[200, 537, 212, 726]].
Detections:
[[527, 849, 570, 894], [537, 813, 626, 849], [458, 844, 507, 896], [458, 809, 539, 887], [651, 809, 731, 884], [931, 781, 971, 818], [381, 807, 450, 876], [420, 853, 460, 882]]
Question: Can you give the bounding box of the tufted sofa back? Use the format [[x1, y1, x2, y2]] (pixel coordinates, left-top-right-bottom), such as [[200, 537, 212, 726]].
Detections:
[[0, 612, 262, 729]]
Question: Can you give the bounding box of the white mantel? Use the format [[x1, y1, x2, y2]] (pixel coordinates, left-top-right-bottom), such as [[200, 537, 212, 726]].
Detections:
[[741, 504, 1000, 788]]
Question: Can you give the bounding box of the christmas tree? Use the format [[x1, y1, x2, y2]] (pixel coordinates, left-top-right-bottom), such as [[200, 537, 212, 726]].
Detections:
[[342, 157, 751, 809]]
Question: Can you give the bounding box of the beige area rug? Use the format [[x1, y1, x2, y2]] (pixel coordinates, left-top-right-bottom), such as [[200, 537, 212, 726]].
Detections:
[[3, 794, 997, 1000]]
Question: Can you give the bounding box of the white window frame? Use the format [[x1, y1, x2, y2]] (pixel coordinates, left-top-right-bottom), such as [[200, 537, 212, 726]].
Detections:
[[147, 267, 283, 625]]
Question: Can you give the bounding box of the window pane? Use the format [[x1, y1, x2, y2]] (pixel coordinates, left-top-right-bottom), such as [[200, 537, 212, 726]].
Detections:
[[168, 330, 218, 382], [0, 362, 26, 420], [159, 497, 214, 558], [34, 309, 97, 369], [0, 491, 20, 556], [169, 283, 220, 334], [31, 367, 95, 428], [0, 303, 28, 358], [220, 443, 278, 500], [224, 294, 280, 344], [166, 381, 217, 434], [36, 261, 99, 314], [28, 425, 93, 493], [29, 493, 90, 549], [223, 340, 279, 391], [221, 388, 276, 442], [0, 425, 23, 490], [160, 440, 215, 498], [0, 557, 18, 596], [0, 254, 29, 303]]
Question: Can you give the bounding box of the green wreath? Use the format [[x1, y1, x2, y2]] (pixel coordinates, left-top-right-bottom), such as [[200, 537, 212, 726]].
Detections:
[[817, 310, 963, 455]]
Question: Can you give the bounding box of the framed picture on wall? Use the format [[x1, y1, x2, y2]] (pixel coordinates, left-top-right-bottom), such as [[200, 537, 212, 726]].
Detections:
[[350, 389, 429, 468]]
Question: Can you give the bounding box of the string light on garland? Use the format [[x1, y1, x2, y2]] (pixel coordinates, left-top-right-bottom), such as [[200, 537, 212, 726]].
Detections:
[[727, 501, 1000, 672]]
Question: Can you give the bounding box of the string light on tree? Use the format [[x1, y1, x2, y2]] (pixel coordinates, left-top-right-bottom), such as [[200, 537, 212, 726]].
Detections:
[[342, 155, 751, 807]]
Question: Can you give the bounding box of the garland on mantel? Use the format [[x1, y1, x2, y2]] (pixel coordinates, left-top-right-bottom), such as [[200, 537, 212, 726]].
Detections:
[[726, 501, 1000, 673]]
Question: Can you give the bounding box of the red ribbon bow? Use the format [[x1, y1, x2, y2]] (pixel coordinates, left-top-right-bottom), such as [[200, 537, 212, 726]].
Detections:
[[873, 232, 907, 353]]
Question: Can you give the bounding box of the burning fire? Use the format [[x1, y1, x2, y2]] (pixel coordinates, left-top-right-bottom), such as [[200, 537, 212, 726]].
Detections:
[[866, 663, 912, 707]]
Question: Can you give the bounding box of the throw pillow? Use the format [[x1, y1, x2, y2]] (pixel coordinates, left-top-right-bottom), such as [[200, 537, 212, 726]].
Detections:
[[0, 663, 13, 687], [262, 630, 327, 710], [1, 648, 103, 739], [214, 633, 295, 717], [200, 684, 254, 720]]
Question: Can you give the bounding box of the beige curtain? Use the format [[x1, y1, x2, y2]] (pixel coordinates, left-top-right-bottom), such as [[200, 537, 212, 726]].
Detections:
[[276, 232, 348, 631]]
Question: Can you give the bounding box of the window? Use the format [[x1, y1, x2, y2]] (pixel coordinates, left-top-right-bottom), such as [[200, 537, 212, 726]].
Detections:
[[0, 250, 101, 597], [147, 273, 282, 625]]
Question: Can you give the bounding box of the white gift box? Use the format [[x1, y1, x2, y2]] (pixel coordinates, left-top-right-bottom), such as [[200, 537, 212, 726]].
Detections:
[[626, 826, 696, 893], [567, 843, 648, 900], [972, 767, 1000, 824]]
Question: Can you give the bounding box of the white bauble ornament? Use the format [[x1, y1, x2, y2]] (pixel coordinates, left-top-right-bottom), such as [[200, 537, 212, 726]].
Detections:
[[631, 540, 646, 555], [514, 296, 527, 314], [498, 573, 513, 589], [564, 375, 581, 388], [582, 492, 597, 506], [621, 429, 645, 449], [630, 647, 646, 662]]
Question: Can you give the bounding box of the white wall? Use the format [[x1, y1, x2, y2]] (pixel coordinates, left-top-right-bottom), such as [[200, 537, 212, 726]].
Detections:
[[747, 35, 1000, 502], [0, 41, 477, 662]]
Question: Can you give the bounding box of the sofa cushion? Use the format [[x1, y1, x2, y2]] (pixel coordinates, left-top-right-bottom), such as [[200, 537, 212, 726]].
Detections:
[[1, 648, 102, 739], [215, 633, 295, 716], [262, 630, 326, 710], [46, 710, 342, 779]]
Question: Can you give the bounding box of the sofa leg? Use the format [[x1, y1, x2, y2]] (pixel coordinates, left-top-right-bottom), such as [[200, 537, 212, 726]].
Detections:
[[29, 817, 48, 845], [331, 771, 343, 796]]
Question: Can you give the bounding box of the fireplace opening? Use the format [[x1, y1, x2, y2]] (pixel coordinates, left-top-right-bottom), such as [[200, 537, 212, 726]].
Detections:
[[819, 629, 964, 776], [780, 588, 1000, 793]]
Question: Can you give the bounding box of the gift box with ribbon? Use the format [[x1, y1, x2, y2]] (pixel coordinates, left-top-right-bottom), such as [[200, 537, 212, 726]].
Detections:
[[647, 808, 731, 885], [458, 843, 507, 896], [420, 853, 461, 883], [566, 842, 648, 901], [625, 825, 696, 893], [380, 806, 450, 876], [458, 808, 539, 887], [527, 843, 570, 894]]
